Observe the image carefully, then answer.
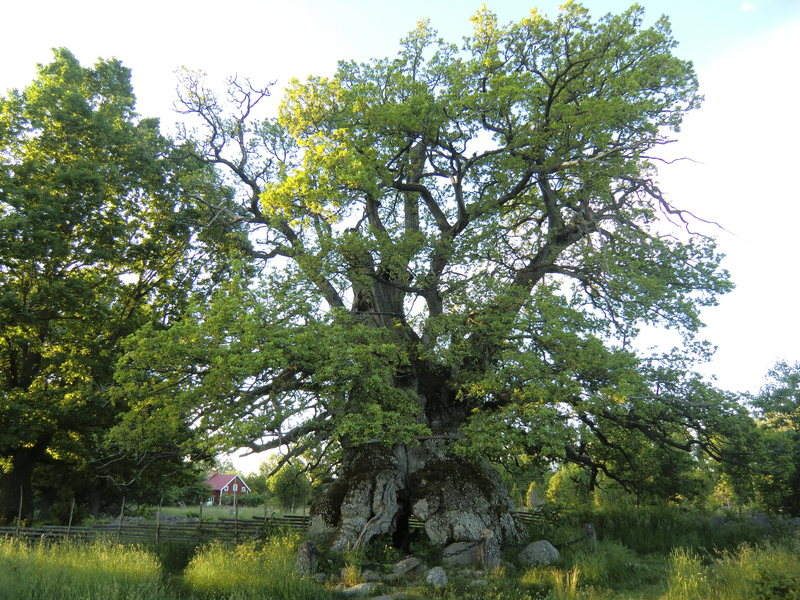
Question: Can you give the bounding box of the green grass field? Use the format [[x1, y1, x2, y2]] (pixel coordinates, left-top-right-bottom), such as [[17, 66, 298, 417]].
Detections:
[[2, 507, 799, 600], [156, 503, 307, 521]]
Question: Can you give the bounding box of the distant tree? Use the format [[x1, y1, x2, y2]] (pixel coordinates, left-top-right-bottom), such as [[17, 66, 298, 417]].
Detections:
[[0, 49, 236, 522], [118, 3, 746, 549], [525, 480, 545, 511], [266, 461, 312, 512], [750, 361, 800, 515], [546, 463, 592, 509]]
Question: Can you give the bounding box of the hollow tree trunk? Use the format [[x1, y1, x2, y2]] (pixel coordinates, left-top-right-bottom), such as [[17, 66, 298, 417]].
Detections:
[[310, 271, 520, 550], [309, 434, 520, 551]]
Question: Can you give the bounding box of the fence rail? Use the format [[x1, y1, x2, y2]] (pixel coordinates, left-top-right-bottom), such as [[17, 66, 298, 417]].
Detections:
[[0, 511, 542, 544], [0, 515, 306, 544]]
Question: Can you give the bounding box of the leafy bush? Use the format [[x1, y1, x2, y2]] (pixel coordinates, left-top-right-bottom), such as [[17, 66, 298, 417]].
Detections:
[[235, 492, 266, 507]]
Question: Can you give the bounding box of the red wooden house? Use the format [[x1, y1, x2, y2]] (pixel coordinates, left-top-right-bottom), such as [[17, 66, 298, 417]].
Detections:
[[206, 473, 251, 505]]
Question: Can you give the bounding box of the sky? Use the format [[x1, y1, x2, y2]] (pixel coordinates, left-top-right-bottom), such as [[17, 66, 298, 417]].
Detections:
[[2, 0, 799, 473]]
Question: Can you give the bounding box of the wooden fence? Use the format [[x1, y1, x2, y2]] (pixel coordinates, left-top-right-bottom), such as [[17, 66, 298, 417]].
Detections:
[[0, 511, 543, 544], [0, 514, 310, 544]]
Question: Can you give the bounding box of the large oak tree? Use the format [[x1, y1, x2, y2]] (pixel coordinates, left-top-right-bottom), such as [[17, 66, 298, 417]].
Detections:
[[0, 49, 237, 522], [118, 4, 744, 549]]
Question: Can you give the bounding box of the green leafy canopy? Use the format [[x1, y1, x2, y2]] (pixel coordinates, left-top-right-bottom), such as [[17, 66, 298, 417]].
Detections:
[[117, 3, 738, 488]]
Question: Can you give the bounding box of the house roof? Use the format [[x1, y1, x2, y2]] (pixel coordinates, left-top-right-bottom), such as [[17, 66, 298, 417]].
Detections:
[[206, 473, 250, 492]]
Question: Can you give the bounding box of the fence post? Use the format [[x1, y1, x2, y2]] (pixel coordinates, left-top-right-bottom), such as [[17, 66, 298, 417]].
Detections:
[[155, 497, 163, 544], [15, 486, 23, 537], [117, 496, 125, 540], [197, 499, 203, 543], [234, 492, 238, 543], [67, 499, 75, 540]]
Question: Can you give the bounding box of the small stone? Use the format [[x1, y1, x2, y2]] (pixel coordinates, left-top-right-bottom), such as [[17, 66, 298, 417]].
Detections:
[[425, 566, 448, 588], [392, 556, 422, 576], [342, 582, 379, 596], [519, 540, 560, 566]]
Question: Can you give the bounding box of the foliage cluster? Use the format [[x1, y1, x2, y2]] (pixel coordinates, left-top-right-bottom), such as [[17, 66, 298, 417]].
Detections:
[[111, 1, 745, 510], [0, 48, 234, 522]]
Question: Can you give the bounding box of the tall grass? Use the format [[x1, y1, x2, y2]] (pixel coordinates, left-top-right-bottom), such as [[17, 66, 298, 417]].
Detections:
[[182, 534, 337, 600], [0, 537, 168, 600], [559, 504, 768, 553], [663, 538, 800, 600]]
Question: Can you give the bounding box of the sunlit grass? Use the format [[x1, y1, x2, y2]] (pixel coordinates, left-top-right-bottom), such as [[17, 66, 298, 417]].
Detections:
[[1, 516, 798, 600], [182, 534, 337, 599], [662, 537, 800, 600], [0, 537, 167, 600]]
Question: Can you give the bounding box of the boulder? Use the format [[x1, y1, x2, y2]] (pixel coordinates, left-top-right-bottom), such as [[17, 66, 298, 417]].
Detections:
[[425, 566, 448, 588], [341, 582, 379, 596], [750, 513, 771, 528], [412, 498, 438, 522], [519, 540, 560, 566], [392, 556, 423, 577], [582, 523, 597, 551], [296, 541, 319, 575], [478, 528, 502, 570], [361, 569, 381, 582], [709, 516, 727, 528], [442, 541, 480, 566]]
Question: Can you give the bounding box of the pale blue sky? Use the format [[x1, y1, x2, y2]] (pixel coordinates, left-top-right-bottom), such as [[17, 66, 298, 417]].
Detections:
[[2, 1, 799, 442]]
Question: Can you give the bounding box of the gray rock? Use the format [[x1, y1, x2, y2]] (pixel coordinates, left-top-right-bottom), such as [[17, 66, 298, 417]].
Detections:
[[392, 556, 422, 576], [709, 516, 727, 528], [425, 566, 448, 588], [582, 523, 597, 551], [307, 514, 337, 545], [412, 498, 439, 521], [478, 528, 501, 570], [519, 540, 560, 566], [296, 541, 319, 575], [442, 541, 479, 566], [412, 458, 520, 546], [361, 569, 381, 582], [750, 513, 771, 528], [342, 582, 379, 596]]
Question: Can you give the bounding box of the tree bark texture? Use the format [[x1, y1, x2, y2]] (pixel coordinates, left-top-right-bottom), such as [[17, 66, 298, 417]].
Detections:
[[310, 436, 519, 550]]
